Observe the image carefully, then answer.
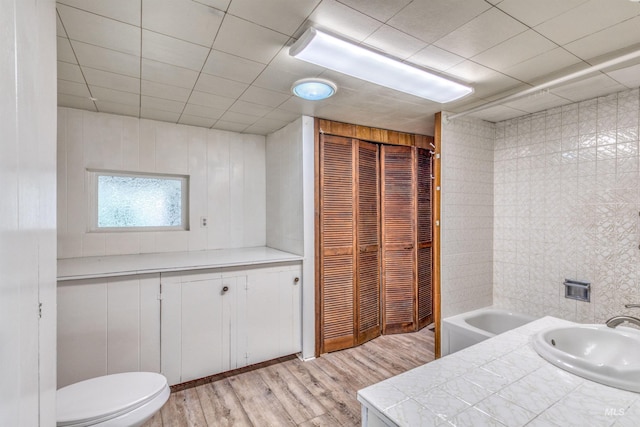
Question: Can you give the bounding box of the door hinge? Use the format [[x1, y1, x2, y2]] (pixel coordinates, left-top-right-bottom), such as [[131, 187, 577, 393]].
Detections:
[[435, 220, 440, 227], [38, 302, 43, 319], [435, 153, 441, 159]]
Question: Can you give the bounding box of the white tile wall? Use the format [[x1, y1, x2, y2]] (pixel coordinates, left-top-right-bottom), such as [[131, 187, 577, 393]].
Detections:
[[441, 116, 495, 318], [494, 88, 640, 323], [57, 107, 267, 258]]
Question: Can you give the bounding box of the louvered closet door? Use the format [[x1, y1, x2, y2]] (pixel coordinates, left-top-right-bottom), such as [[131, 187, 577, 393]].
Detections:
[[381, 145, 416, 334], [320, 134, 356, 352], [356, 141, 381, 345], [416, 148, 434, 328]]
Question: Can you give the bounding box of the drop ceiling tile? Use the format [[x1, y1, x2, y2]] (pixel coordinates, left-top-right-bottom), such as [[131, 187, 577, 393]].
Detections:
[[58, 80, 91, 98], [57, 4, 140, 56], [58, 62, 85, 83], [264, 109, 301, 123], [334, 0, 413, 22], [228, 0, 320, 36], [276, 96, 319, 116], [194, 74, 249, 98], [387, 0, 491, 44], [563, 16, 640, 61], [142, 30, 209, 71], [57, 37, 77, 63], [503, 92, 571, 113], [213, 120, 249, 133], [495, 0, 589, 27], [72, 41, 140, 77], [213, 15, 290, 64], [228, 100, 273, 117], [141, 95, 186, 113], [239, 86, 291, 107], [550, 74, 627, 102], [469, 105, 528, 122], [83, 68, 140, 93], [183, 103, 226, 120], [141, 58, 199, 89], [472, 30, 557, 71], [188, 91, 235, 110], [142, 0, 223, 46], [192, 0, 230, 11], [446, 60, 523, 98], [58, 94, 97, 111], [57, 14, 66, 36], [434, 8, 527, 58], [502, 48, 584, 84], [95, 100, 140, 117], [57, 0, 141, 26], [243, 125, 279, 135], [202, 50, 266, 83], [90, 86, 140, 107], [140, 107, 181, 122], [248, 117, 290, 131], [141, 80, 191, 102], [607, 63, 640, 88], [363, 25, 426, 60], [304, 0, 381, 41], [252, 66, 311, 94], [407, 45, 465, 72], [219, 111, 262, 125], [178, 114, 215, 128], [535, 0, 640, 46]]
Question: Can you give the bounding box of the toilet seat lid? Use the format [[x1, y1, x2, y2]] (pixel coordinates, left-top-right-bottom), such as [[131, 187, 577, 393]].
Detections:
[[57, 372, 168, 426]]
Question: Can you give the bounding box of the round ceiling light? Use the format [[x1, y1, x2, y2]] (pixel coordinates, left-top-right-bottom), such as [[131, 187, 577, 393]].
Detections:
[[291, 78, 337, 101]]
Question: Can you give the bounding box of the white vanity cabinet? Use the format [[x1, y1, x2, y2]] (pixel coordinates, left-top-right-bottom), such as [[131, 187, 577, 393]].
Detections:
[[160, 263, 302, 385]]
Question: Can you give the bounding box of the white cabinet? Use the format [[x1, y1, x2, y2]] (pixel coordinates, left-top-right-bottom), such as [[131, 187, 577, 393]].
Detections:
[[160, 263, 302, 385]]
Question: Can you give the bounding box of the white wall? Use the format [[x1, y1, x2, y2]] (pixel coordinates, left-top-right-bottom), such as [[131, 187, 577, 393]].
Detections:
[[0, 0, 57, 425], [494, 89, 640, 323], [440, 116, 495, 318], [57, 108, 266, 258]]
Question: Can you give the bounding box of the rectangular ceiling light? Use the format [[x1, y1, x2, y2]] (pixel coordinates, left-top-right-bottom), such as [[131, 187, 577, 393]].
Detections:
[[289, 28, 473, 103]]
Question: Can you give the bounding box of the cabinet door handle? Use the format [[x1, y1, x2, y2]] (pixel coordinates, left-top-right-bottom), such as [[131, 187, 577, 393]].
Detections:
[[221, 286, 229, 293], [294, 277, 300, 284]]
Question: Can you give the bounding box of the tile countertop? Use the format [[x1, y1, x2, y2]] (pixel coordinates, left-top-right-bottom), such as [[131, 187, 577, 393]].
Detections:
[[358, 316, 640, 427], [57, 246, 303, 280]]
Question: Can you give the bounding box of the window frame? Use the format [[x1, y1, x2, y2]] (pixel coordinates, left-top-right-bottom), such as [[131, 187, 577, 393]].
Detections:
[[87, 169, 190, 233]]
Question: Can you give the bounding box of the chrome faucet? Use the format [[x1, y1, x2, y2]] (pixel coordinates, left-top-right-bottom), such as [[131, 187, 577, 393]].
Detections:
[[606, 304, 640, 328]]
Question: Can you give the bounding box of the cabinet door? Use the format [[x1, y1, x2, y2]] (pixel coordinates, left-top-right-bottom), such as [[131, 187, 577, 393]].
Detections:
[[243, 267, 302, 366]]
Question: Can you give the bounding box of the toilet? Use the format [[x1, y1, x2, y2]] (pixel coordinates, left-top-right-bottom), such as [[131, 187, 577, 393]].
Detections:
[[57, 372, 170, 427]]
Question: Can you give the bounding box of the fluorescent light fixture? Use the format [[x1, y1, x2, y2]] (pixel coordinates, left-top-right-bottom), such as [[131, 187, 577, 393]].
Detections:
[[289, 28, 473, 103], [292, 78, 337, 100]]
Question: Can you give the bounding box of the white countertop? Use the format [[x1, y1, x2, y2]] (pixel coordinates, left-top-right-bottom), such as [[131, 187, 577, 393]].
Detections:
[[358, 316, 640, 427], [57, 246, 303, 280]]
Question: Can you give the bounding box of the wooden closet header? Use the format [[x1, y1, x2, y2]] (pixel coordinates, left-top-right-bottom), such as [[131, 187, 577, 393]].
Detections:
[[316, 119, 434, 150]]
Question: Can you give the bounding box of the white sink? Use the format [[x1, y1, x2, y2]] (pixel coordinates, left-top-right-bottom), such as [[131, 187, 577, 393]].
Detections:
[[532, 324, 640, 392]]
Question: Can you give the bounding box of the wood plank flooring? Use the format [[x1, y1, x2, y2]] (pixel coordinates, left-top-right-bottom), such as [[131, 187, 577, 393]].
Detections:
[[143, 328, 434, 426]]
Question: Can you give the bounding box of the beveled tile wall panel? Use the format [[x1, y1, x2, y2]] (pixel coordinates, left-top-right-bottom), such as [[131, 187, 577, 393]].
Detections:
[[441, 117, 495, 317], [494, 88, 640, 323], [57, 107, 266, 258]]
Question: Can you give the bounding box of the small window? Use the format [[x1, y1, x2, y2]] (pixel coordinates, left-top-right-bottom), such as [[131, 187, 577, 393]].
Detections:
[[89, 170, 189, 232]]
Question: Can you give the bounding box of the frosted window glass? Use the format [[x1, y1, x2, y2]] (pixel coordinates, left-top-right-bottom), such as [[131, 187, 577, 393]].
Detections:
[[97, 175, 184, 228]]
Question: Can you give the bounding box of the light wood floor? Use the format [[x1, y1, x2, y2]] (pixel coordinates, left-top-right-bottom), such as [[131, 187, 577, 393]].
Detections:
[[144, 328, 434, 426]]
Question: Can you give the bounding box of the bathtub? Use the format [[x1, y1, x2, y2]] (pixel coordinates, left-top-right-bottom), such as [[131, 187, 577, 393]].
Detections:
[[441, 307, 537, 356]]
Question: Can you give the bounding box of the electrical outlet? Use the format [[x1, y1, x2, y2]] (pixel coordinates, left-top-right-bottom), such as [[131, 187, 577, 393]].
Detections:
[[200, 216, 207, 227]]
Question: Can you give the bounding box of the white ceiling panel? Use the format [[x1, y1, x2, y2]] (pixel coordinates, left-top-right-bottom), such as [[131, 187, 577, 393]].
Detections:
[[334, 0, 412, 22], [183, 103, 226, 120], [607, 63, 640, 88], [141, 96, 186, 113], [194, 74, 249, 99], [563, 16, 640, 61], [407, 46, 465, 73], [503, 92, 571, 114], [550, 74, 627, 102], [72, 41, 140, 77], [179, 114, 216, 128], [202, 50, 266, 84], [213, 15, 290, 64], [141, 59, 199, 88], [535, 0, 640, 46], [503, 48, 584, 84], [305, 0, 381, 42], [57, 37, 77, 64], [57, 14, 66, 36], [434, 8, 527, 58], [495, 0, 589, 27], [263, 109, 301, 123], [57, 62, 85, 83], [83, 68, 140, 94], [58, 80, 91, 98], [228, 0, 320, 36], [142, 0, 223, 46], [219, 111, 260, 125], [228, 100, 273, 117], [446, 61, 523, 98], [141, 80, 192, 102], [192, 0, 231, 11], [363, 25, 426, 60], [188, 91, 235, 110], [58, 94, 97, 111], [239, 86, 291, 107], [472, 30, 557, 71], [90, 86, 140, 106], [213, 120, 249, 132], [387, 0, 491, 44], [57, 0, 141, 26], [95, 100, 140, 117], [140, 107, 181, 122], [58, 4, 140, 56], [142, 30, 209, 71], [469, 105, 528, 122]]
